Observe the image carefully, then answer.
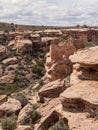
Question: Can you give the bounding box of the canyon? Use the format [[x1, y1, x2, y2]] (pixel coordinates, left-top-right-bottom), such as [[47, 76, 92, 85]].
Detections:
[[0, 27, 98, 130]]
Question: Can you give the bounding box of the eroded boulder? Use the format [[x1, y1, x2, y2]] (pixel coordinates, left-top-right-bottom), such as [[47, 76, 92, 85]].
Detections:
[[17, 104, 33, 125], [0, 98, 21, 118], [39, 78, 70, 99]]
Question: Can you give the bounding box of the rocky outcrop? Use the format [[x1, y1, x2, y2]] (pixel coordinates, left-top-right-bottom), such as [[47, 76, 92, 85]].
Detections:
[[70, 46, 98, 81], [70, 46, 98, 66], [60, 46, 98, 116], [60, 82, 98, 113], [9, 36, 32, 54], [15, 39, 32, 54], [44, 29, 62, 37]]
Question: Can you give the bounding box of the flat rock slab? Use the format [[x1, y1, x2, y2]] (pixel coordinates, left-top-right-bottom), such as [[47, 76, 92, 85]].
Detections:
[[70, 46, 98, 65], [61, 111, 98, 130], [39, 79, 69, 98], [60, 82, 98, 112]]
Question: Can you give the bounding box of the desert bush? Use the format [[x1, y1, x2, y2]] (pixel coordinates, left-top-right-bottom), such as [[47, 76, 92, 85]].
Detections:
[[1, 116, 17, 130], [32, 64, 44, 78], [34, 79, 44, 92], [38, 79, 44, 86], [36, 60, 44, 67], [51, 120, 69, 130], [23, 109, 41, 125], [4, 84, 20, 96], [14, 76, 20, 82], [15, 93, 28, 107], [30, 110, 41, 123], [32, 103, 38, 110], [85, 42, 98, 47]]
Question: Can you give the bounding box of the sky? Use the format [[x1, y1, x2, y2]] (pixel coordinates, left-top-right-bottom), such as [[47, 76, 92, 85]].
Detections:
[[0, 0, 98, 26]]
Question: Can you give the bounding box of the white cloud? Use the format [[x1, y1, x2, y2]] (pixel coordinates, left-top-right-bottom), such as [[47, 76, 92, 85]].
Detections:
[[0, 0, 98, 26]]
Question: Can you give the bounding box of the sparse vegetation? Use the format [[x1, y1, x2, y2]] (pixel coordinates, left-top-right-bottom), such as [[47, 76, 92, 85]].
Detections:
[[14, 76, 20, 82], [85, 42, 98, 47], [32, 103, 38, 110], [1, 116, 17, 130], [3, 84, 20, 96], [32, 63, 44, 79], [30, 110, 41, 124], [15, 93, 28, 107], [38, 79, 44, 86]]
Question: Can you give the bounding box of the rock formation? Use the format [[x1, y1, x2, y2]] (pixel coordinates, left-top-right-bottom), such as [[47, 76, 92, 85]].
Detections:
[[45, 38, 77, 81]]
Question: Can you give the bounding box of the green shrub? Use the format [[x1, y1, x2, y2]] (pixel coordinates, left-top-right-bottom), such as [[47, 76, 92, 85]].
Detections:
[[38, 79, 44, 86], [14, 76, 20, 82], [51, 120, 69, 130], [30, 110, 41, 124], [36, 60, 44, 67], [85, 42, 98, 47], [15, 93, 28, 107], [32, 64, 44, 78], [4, 84, 20, 96], [32, 103, 38, 110], [1, 116, 17, 130]]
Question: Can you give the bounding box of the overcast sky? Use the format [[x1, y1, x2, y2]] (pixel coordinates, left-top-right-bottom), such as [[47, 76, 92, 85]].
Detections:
[[0, 0, 98, 26]]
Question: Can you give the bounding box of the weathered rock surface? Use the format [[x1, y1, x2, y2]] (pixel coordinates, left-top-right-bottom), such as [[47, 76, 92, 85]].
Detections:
[[38, 78, 69, 98], [9, 36, 32, 54], [0, 73, 15, 84], [15, 39, 32, 54], [70, 46, 98, 66], [0, 45, 8, 61], [2, 57, 18, 66], [61, 111, 98, 130], [36, 98, 63, 130], [0, 98, 21, 118], [15, 125, 32, 130], [60, 82, 98, 113], [0, 95, 8, 105], [17, 104, 33, 125]]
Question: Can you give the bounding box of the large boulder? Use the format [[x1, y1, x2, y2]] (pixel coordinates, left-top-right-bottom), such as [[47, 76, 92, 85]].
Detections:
[[38, 78, 70, 99], [60, 82, 98, 113], [70, 46, 98, 67], [0, 98, 21, 118], [70, 46, 98, 83]]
